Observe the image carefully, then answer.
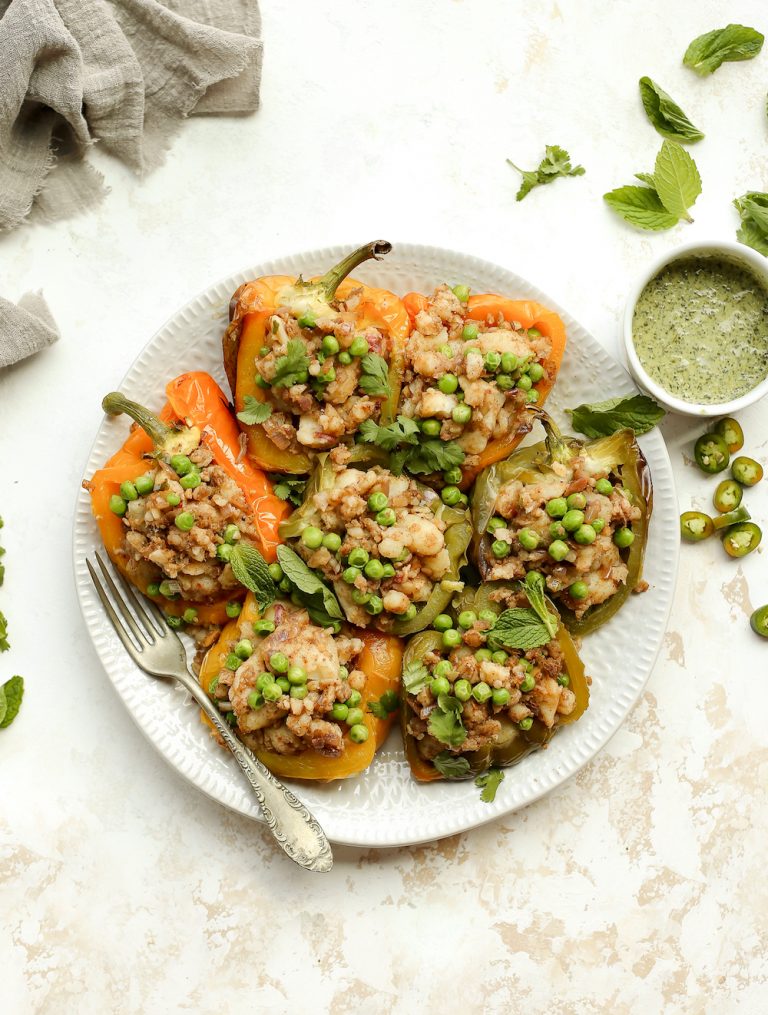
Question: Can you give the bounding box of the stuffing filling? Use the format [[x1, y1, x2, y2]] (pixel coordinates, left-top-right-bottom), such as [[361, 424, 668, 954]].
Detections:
[[291, 464, 453, 629], [253, 290, 393, 453], [483, 453, 642, 617], [405, 589, 576, 761], [115, 444, 261, 604], [399, 285, 551, 467], [209, 601, 371, 757]]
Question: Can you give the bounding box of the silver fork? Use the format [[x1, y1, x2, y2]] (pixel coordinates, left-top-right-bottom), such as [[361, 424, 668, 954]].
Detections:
[[86, 552, 333, 872]]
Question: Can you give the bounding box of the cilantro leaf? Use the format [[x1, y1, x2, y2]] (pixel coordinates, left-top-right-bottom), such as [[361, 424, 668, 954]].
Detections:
[[684, 24, 764, 76], [567, 393, 665, 438], [487, 608, 551, 652], [402, 661, 429, 695], [0, 676, 24, 729], [358, 415, 420, 452], [368, 690, 399, 719], [272, 340, 310, 388], [475, 768, 505, 803], [276, 546, 343, 620], [236, 395, 272, 426], [229, 544, 276, 612], [520, 572, 559, 640], [268, 474, 308, 508], [507, 145, 585, 202], [433, 752, 471, 779], [358, 353, 391, 398], [0, 610, 8, 652], [428, 705, 467, 748], [639, 77, 704, 144], [401, 439, 465, 476]]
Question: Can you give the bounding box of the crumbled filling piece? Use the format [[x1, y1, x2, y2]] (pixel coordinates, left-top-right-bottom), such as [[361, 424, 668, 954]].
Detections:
[[484, 454, 642, 617], [399, 285, 551, 465], [209, 602, 369, 758], [292, 464, 451, 629]]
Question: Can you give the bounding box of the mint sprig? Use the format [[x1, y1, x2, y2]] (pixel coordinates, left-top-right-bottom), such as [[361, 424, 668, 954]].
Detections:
[[604, 140, 701, 231]]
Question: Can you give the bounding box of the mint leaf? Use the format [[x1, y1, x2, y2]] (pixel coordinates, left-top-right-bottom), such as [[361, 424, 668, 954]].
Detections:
[[734, 192, 768, 256], [276, 545, 343, 620], [272, 339, 310, 388], [603, 185, 679, 231], [520, 572, 558, 640], [402, 660, 429, 695], [0, 676, 23, 729], [358, 353, 391, 398], [475, 768, 505, 803], [639, 77, 704, 143], [0, 610, 8, 652], [684, 24, 764, 76], [487, 608, 551, 651], [567, 393, 665, 438], [652, 140, 701, 223], [433, 752, 471, 779], [737, 218, 768, 257], [230, 544, 276, 612], [236, 395, 272, 426], [507, 145, 585, 202], [428, 705, 467, 748], [634, 172, 657, 187]]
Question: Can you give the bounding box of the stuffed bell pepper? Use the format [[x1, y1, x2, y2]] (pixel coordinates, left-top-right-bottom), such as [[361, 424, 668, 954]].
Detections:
[[84, 372, 288, 626], [199, 593, 403, 779], [473, 412, 652, 635], [223, 240, 409, 473], [401, 578, 589, 782], [399, 284, 567, 488], [278, 449, 472, 634]]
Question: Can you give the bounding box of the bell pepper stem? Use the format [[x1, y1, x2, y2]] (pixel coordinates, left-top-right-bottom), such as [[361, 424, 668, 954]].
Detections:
[[102, 392, 200, 457], [533, 409, 574, 466], [317, 240, 392, 300]]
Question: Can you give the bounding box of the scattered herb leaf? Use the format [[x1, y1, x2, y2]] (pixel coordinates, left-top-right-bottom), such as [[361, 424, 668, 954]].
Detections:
[[358, 353, 391, 398], [368, 691, 399, 719], [268, 474, 308, 507], [520, 572, 558, 639], [734, 191, 768, 256], [567, 393, 665, 437], [487, 608, 551, 652], [0, 610, 8, 652], [236, 395, 272, 426], [359, 415, 420, 452], [683, 24, 764, 76], [603, 185, 679, 231], [229, 544, 276, 612], [0, 676, 23, 729], [399, 439, 465, 476], [271, 340, 310, 388], [475, 768, 505, 803], [428, 703, 468, 748], [507, 145, 585, 202], [652, 140, 701, 223], [433, 752, 471, 779], [276, 545, 343, 620], [638, 77, 704, 143], [358, 416, 464, 477], [402, 661, 429, 695]]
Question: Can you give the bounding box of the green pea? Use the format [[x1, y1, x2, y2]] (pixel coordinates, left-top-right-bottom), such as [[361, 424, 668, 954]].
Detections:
[[247, 691, 263, 710], [472, 681, 492, 703], [135, 474, 154, 495], [322, 335, 340, 356], [348, 547, 369, 568], [557, 674, 570, 687], [732, 456, 764, 487], [519, 717, 534, 731], [255, 376, 271, 389], [433, 660, 453, 678], [549, 522, 567, 540], [180, 471, 201, 490], [175, 511, 195, 532], [440, 344, 454, 357], [119, 481, 138, 503], [613, 527, 634, 549], [487, 516, 506, 534], [434, 614, 453, 632], [338, 350, 352, 365], [109, 494, 127, 516], [290, 685, 308, 699], [297, 312, 316, 329], [381, 563, 396, 578], [344, 567, 362, 588], [574, 524, 596, 545], [368, 491, 389, 512], [275, 677, 290, 693], [235, 639, 253, 660], [595, 478, 613, 496], [166, 493, 181, 507], [492, 539, 510, 559], [546, 497, 567, 519], [216, 543, 233, 562], [592, 519, 606, 534], [492, 688, 511, 707], [225, 653, 241, 671], [562, 509, 585, 532], [317, 367, 336, 384], [376, 508, 396, 527], [146, 582, 161, 597], [225, 601, 242, 618], [475, 648, 493, 662], [527, 362, 545, 382], [366, 595, 383, 615], [420, 418, 442, 437], [259, 343, 271, 356], [404, 604, 418, 621], [488, 652, 506, 668], [262, 682, 282, 703], [278, 578, 292, 593], [269, 652, 290, 673], [517, 528, 539, 550], [484, 351, 501, 372], [566, 493, 587, 511], [441, 485, 462, 506], [517, 374, 533, 391], [496, 374, 515, 391], [330, 702, 349, 722], [458, 610, 477, 630], [452, 404, 472, 425], [442, 629, 462, 648], [364, 559, 385, 580], [170, 454, 192, 476], [346, 690, 362, 708], [253, 619, 276, 634], [500, 352, 518, 373], [301, 525, 323, 549], [478, 610, 497, 625], [520, 673, 535, 693], [548, 539, 569, 561], [288, 665, 307, 685], [454, 679, 472, 702], [220, 524, 239, 545], [345, 707, 365, 726], [527, 390, 539, 404], [350, 336, 370, 357], [569, 581, 588, 601], [349, 724, 369, 743], [438, 374, 459, 394], [181, 608, 198, 624], [255, 672, 274, 692], [351, 588, 371, 605], [452, 284, 470, 303], [158, 580, 178, 599], [443, 467, 463, 485], [430, 676, 451, 696]]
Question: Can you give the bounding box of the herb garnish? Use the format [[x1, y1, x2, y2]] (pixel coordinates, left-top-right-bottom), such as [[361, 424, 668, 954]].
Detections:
[[428, 693, 467, 748], [520, 572, 559, 640], [236, 395, 272, 426], [0, 610, 8, 652], [475, 768, 505, 803], [507, 145, 585, 202], [358, 353, 391, 398], [358, 415, 465, 477], [638, 78, 704, 143], [402, 660, 429, 695], [433, 752, 471, 779], [268, 474, 308, 507], [275, 545, 344, 622], [604, 140, 701, 230], [567, 393, 665, 438], [229, 544, 276, 612], [368, 690, 399, 719], [272, 340, 310, 388], [733, 192, 768, 256], [0, 675, 23, 729], [684, 24, 764, 76]]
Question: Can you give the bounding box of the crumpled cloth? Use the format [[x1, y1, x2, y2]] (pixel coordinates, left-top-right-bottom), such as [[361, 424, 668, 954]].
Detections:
[[0, 291, 59, 367], [0, 0, 262, 233]]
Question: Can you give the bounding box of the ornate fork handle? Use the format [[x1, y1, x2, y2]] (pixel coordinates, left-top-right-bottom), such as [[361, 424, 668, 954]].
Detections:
[[176, 669, 333, 872]]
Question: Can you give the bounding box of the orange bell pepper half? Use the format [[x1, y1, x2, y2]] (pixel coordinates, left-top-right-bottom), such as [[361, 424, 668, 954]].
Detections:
[[85, 372, 289, 626], [402, 291, 567, 488], [198, 594, 404, 780]]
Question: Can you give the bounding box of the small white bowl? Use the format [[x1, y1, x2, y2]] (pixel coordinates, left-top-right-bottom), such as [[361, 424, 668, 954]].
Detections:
[[623, 239, 768, 417]]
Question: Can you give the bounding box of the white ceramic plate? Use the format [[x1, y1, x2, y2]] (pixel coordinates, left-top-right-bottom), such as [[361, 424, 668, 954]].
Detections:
[[73, 243, 678, 848]]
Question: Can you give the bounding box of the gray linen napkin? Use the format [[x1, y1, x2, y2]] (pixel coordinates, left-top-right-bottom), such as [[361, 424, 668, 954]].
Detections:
[[0, 291, 59, 368]]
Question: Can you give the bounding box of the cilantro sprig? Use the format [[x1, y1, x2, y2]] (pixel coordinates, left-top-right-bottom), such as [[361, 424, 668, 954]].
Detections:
[[428, 693, 467, 748], [272, 340, 310, 388], [268, 474, 308, 508], [475, 768, 505, 803], [507, 145, 585, 202], [236, 395, 272, 426], [358, 415, 465, 477], [358, 353, 391, 398]]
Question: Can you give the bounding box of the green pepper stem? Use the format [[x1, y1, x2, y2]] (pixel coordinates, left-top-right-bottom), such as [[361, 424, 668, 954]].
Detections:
[[317, 240, 392, 300], [102, 392, 174, 447], [532, 409, 575, 465]]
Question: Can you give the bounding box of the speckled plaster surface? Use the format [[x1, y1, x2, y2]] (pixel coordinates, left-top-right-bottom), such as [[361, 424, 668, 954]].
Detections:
[[1, 1, 767, 1011]]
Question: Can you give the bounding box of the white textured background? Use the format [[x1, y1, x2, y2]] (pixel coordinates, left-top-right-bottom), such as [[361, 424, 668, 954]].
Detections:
[[2, 1, 768, 1012]]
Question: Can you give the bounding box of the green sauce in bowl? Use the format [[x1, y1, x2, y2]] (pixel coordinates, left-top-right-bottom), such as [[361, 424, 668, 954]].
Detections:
[[631, 255, 768, 405]]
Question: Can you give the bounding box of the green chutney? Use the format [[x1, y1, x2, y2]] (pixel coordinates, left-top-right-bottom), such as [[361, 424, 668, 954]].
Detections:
[[632, 255, 768, 404]]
